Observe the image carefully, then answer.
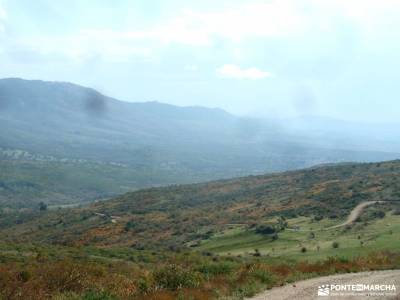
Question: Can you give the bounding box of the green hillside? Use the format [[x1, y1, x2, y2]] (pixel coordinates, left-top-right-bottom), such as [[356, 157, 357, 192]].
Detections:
[[2, 160, 399, 250], [0, 153, 215, 210], [0, 160, 400, 299]]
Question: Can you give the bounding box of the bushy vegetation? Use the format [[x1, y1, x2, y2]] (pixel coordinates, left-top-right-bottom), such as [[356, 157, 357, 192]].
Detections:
[[0, 158, 198, 210], [0, 161, 399, 299], [255, 225, 277, 235], [0, 243, 399, 300], [3, 161, 399, 250]]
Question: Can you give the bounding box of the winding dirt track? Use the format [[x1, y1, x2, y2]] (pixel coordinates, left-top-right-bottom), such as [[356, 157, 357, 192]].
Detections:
[[326, 201, 386, 230], [249, 201, 398, 300], [248, 270, 400, 300], [286, 201, 387, 232]]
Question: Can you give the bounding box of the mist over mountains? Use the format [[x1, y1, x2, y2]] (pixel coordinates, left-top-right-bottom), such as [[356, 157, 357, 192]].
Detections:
[[0, 78, 399, 208]]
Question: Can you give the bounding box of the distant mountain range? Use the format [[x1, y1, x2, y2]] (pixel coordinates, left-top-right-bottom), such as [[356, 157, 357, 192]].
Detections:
[[0, 78, 399, 208]]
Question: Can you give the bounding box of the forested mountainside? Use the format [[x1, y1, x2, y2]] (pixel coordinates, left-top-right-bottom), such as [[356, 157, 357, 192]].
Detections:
[[1, 78, 399, 209]]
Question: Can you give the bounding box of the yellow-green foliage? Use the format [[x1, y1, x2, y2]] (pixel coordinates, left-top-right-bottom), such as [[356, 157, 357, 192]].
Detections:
[[0, 246, 399, 300]]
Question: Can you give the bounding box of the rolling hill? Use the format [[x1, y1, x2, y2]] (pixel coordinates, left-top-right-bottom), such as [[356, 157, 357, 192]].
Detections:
[[1, 160, 400, 300], [1, 78, 400, 209], [2, 160, 399, 250]]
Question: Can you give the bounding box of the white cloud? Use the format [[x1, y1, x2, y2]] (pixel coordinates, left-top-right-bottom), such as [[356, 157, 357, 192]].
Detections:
[[8, 31, 154, 64], [58, 1, 305, 62], [4, 0, 400, 66], [157, 3, 306, 44], [81, 0, 400, 48], [63, 0, 400, 60], [80, 2, 307, 47], [216, 64, 273, 80]]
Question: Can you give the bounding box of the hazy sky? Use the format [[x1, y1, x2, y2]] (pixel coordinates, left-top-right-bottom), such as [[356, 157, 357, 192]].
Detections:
[[0, 0, 399, 123]]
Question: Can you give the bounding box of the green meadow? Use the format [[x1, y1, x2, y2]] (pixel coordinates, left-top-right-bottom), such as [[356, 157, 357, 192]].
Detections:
[[198, 211, 400, 261]]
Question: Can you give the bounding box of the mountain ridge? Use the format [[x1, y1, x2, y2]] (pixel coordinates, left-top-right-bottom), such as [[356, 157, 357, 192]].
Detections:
[[1, 78, 400, 209]]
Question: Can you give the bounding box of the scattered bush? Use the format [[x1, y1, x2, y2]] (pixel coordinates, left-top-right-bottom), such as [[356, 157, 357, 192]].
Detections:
[[124, 220, 137, 231], [0, 250, 400, 300], [79, 291, 118, 300], [154, 264, 202, 290], [197, 261, 235, 277], [373, 210, 386, 219], [250, 268, 276, 284], [392, 208, 400, 215], [255, 225, 276, 235], [314, 215, 323, 221], [253, 249, 261, 257]]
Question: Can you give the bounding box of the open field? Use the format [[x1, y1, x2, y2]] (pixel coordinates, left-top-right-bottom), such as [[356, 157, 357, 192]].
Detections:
[[198, 210, 400, 261]]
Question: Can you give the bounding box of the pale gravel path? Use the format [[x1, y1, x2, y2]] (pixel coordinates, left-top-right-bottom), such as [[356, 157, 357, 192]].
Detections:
[[247, 270, 400, 300], [326, 201, 387, 229], [286, 201, 387, 232]]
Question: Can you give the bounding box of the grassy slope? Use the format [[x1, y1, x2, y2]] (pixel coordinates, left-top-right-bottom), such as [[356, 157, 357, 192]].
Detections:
[[1, 240, 399, 300], [1, 211, 400, 300], [1, 160, 400, 299], [198, 211, 400, 261], [1, 160, 400, 250]]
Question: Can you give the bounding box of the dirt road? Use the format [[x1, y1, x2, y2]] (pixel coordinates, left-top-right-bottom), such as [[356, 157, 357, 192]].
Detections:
[[287, 201, 387, 232], [326, 201, 386, 230], [248, 269, 400, 300]]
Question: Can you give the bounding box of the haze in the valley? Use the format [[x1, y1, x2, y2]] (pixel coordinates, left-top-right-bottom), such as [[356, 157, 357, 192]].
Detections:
[[1, 0, 400, 209]]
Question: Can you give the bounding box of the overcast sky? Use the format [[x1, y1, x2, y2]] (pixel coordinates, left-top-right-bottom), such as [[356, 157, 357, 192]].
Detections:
[[0, 0, 399, 123]]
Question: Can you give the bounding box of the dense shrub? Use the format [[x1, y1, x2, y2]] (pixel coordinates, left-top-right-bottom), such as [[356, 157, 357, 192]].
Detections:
[[373, 210, 386, 219], [249, 268, 276, 284], [197, 261, 235, 277], [154, 264, 202, 290], [314, 215, 323, 221], [0, 251, 399, 300], [255, 225, 276, 235], [79, 291, 118, 300]]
